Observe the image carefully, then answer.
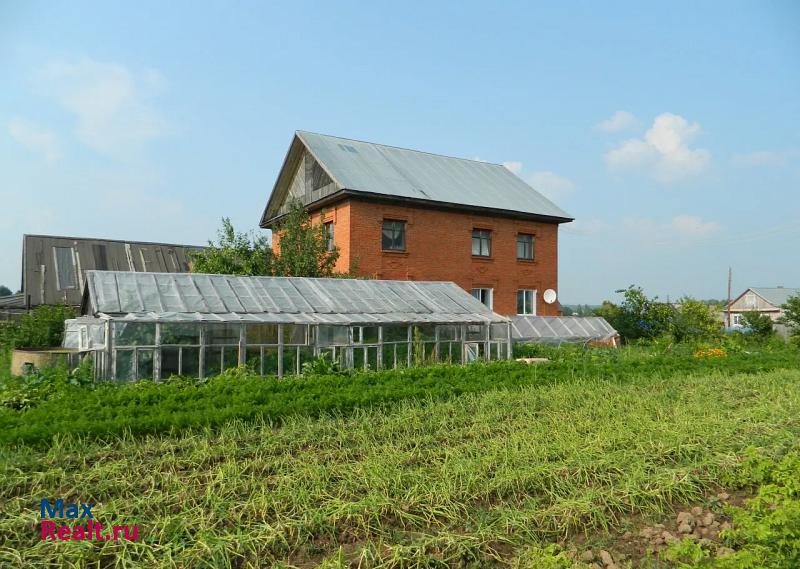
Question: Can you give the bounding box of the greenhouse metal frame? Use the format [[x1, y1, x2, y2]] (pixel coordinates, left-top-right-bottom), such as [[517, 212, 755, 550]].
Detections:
[[65, 271, 511, 381]]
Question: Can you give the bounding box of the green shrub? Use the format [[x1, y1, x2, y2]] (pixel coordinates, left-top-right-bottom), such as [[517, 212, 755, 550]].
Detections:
[[7, 304, 75, 348], [740, 311, 775, 339]]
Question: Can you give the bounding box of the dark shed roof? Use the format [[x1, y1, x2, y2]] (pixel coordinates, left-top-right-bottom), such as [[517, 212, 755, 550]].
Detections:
[[22, 234, 204, 308]]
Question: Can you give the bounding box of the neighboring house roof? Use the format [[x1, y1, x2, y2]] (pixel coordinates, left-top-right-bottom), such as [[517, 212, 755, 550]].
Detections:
[[511, 316, 618, 343], [260, 131, 574, 226], [729, 287, 800, 310], [22, 234, 205, 308], [81, 270, 508, 325], [749, 287, 800, 308]]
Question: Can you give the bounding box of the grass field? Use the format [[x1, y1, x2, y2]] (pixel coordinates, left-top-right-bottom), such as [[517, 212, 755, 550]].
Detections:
[[2, 363, 799, 568]]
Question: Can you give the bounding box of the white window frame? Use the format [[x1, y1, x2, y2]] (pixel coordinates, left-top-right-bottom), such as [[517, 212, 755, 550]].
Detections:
[[517, 289, 537, 315], [471, 287, 493, 309]]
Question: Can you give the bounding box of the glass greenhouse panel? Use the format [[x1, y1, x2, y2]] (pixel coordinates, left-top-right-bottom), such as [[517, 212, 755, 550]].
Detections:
[[161, 323, 200, 345], [115, 323, 156, 346], [317, 326, 349, 346], [206, 324, 241, 345], [246, 323, 279, 345]]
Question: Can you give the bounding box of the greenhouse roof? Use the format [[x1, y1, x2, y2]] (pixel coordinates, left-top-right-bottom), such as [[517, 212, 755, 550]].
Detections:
[[511, 316, 618, 343], [82, 271, 508, 325]]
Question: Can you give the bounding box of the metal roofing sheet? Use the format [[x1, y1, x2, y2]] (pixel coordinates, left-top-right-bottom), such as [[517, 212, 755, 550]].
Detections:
[[84, 271, 508, 324], [750, 287, 800, 308], [511, 316, 618, 342], [297, 131, 573, 220]]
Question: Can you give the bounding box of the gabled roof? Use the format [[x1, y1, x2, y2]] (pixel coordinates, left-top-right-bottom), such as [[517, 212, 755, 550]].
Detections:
[[82, 271, 507, 325], [260, 131, 573, 225], [748, 287, 800, 308]]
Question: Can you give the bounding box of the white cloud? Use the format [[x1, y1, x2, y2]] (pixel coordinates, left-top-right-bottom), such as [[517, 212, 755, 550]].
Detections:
[[502, 161, 523, 175], [624, 214, 721, 240], [595, 111, 637, 132], [528, 170, 575, 201], [7, 118, 60, 161], [732, 150, 797, 167], [606, 113, 710, 183], [40, 58, 167, 155]]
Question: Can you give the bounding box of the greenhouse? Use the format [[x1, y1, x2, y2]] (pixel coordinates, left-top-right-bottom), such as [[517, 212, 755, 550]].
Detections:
[[64, 271, 511, 381], [511, 315, 619, 346]]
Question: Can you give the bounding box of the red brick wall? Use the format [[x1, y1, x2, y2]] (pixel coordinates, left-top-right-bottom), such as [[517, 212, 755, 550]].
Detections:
[[296, 198, 562, 316]]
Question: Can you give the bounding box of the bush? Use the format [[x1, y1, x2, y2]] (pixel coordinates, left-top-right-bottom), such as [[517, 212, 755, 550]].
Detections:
[[740, 311, 775, 339], [6, 304, 75, 348]]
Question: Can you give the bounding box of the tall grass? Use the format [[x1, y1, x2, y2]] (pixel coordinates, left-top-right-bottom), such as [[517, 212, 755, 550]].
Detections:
[[1, 368, 799, 568]]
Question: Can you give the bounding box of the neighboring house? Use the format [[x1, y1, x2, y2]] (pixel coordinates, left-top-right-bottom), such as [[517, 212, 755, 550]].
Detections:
[[17, 234, 205, 310], [726, 287, 800, 327], [259, 131, 574, 316]]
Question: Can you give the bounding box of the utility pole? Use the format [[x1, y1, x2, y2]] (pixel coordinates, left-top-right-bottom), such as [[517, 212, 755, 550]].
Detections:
[[726, 267, 732, 327]]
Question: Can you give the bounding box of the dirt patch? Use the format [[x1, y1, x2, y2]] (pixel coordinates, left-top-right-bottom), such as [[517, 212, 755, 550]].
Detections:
[[565, 490, 751, 568]]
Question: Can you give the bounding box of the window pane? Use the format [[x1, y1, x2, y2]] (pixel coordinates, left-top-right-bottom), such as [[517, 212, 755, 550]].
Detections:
[[517, 290, 525, 314], [324, 222, 334, 251], [282, 324, 307, 345], [246, 324, 279, 345], [382, 220, 405, 250], [182, 347, 200, 377], [137, 349, 154, 380], [491, 323, 508, 340], [466, 325, 485, 341], [206, 324, 240, 345], [437, 325, 459, 341], [161, 323, 200, 345], [161, 347, 180, 378], [204, 347, 222, 377], [53, 247, 77, 290], [115, 350, 134, 381], [383, 325, 408, 342], [222, 346, 239, 371], [318, 325, 349, 346], [115, 323, 156, 346]]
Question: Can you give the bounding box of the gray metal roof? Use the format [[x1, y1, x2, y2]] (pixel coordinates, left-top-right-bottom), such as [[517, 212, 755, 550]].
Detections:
[[511, 316, 618, 343], [22, 234, 205, 308], [749, 287, 800, 308], [275, 131, 573, 221], [82, 271, 508, 325]]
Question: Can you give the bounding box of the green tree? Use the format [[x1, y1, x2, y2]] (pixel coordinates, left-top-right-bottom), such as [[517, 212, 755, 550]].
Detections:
[[0, 285, 11, 297], [671, 297, 723, 343], [740, 311, 774, 339], [191, 218, 272, 276], [269, 200, 340, 277], [598, 286, 673, 342], [780, 294, 800, 339]]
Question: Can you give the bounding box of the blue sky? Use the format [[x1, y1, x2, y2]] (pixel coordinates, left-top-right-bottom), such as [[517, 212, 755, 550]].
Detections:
[[1, 1, 798, 304]]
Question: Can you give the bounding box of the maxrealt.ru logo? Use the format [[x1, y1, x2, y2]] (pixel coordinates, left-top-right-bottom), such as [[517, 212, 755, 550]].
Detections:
[[40, 499, 139, 541]]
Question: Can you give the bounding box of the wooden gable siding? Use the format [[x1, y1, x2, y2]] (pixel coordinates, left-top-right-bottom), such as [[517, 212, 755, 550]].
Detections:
[[275, 147, 340, 217], [728, 289, 778, 312]]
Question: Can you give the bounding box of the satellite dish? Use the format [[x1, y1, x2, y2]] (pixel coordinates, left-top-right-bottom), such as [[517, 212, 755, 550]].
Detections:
[[543, 289, 557, 304]]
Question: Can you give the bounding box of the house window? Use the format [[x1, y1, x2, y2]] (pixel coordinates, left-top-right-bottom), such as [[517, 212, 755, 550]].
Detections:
[[53, 247, 77, 290], [471, 288, 493, 309], [472, 229, 491, 257], [382, 220, 406, 251], [324, 221, 334, 251], [732, 314, 743, 326], [517, 234, 534, 260], [516, 289, 536, 315]]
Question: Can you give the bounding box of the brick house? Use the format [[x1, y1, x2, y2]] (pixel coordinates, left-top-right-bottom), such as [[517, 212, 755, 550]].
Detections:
[[259, 131, 574, 316]]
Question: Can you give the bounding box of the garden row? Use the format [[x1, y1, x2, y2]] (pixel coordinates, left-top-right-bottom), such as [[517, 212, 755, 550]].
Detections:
[[1, 343, 797, 447]]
